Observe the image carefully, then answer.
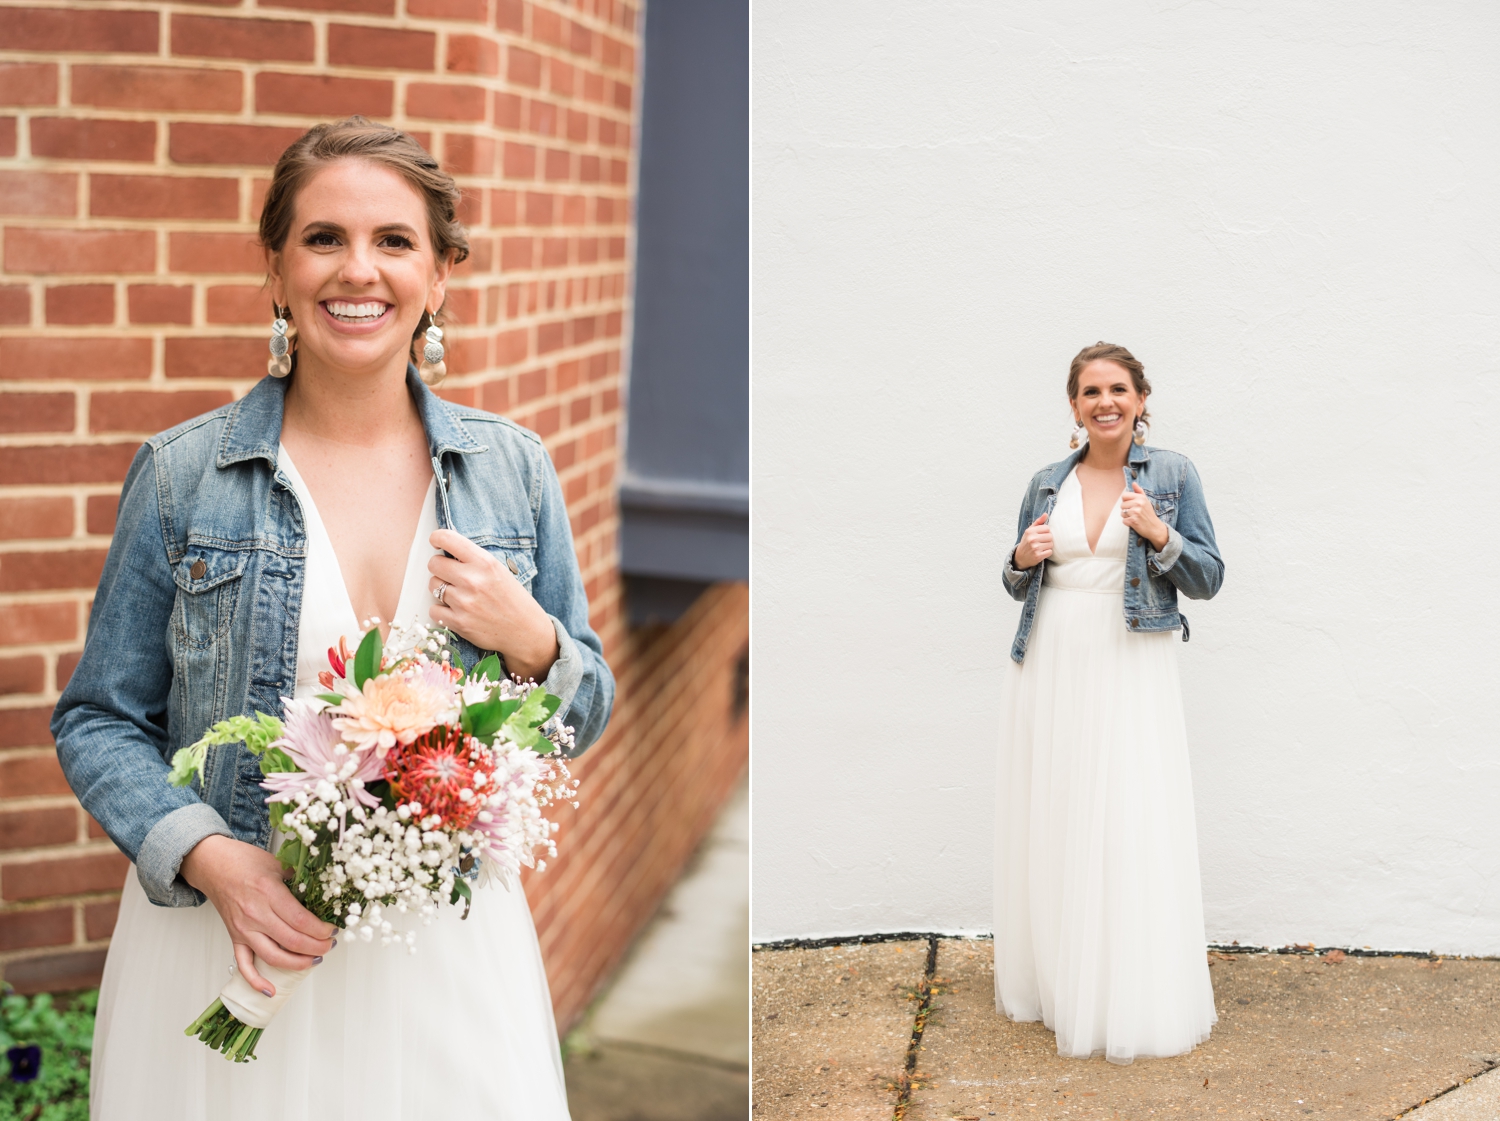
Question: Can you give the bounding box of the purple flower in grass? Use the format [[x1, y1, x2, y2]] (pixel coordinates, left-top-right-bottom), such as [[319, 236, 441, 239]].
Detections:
[[7, 1044, 40, 1083]]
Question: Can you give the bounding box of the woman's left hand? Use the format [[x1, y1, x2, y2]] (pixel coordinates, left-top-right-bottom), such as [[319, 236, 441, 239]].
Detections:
[[427, 529, 560, 683], [1120, 483, 1172, 551]]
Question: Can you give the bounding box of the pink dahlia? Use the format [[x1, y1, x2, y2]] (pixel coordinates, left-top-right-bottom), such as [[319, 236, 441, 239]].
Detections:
[[332, 672, 453, 753]]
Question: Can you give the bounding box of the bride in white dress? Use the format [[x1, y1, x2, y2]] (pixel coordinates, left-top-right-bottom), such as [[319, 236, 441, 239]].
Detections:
[[56, 120, 612, 1118], [93, 451, 570, 1118], [994, 343, 1224, 1064]]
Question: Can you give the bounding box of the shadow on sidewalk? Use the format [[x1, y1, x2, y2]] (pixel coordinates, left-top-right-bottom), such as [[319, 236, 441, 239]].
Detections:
[[566, 779, 749, 1121]]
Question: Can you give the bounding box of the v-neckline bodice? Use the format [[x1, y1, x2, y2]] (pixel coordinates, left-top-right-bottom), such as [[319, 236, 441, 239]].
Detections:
[[277, 443, 439, 696], [1074, 468, 1124, 556]]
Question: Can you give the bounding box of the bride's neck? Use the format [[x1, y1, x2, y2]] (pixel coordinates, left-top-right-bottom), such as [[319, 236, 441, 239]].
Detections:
[[282, 359, 423, 449]]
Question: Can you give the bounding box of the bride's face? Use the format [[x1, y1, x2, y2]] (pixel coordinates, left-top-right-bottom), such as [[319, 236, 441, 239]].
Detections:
[[267, 159, 453, 377], [1071, 360, 1143, 445]]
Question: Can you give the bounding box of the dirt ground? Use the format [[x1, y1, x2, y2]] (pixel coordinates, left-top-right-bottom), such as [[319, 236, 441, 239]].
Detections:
[[752, 938, 1500, 1121]]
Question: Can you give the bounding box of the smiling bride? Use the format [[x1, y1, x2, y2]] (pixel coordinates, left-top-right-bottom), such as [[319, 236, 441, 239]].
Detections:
[[994, 342, 1224, 1065], [52, 117, 613, 1118]]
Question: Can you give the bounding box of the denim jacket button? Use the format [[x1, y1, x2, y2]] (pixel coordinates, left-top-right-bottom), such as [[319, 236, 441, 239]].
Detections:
[[1130, 617, 1139, 627], [506, 556, 520, 575], [190, 559, 206, 580], [1130, 577, 1140, 587]]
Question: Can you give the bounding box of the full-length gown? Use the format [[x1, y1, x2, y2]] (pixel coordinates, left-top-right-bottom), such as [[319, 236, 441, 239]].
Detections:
[[90, 446, 572, 1119], [993, 467, 1216, 1064]]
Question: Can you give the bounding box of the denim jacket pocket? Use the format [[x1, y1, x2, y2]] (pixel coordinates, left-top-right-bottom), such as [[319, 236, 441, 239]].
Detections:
[[475, 535, 538, 591], [171, 546, 248, 649], [1148, 495, 1179, 526]]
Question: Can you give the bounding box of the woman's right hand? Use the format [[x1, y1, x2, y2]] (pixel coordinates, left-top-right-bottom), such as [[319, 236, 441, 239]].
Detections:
[[1013, 513, 1053, 570], [179, 834, 335, 998]]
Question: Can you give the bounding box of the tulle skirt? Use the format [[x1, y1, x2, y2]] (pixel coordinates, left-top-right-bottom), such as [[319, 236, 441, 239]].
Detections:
[[91, 868, 570, 1119], [994, 585, 1216, 1064]]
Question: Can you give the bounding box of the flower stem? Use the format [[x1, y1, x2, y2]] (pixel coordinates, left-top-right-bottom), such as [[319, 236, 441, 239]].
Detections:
[[184, 998, 264, 1062]]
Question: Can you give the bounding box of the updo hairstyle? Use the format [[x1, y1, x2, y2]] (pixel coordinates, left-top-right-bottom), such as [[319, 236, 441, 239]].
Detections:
[[1068, 342, 1152, 430], [258, 116, 471, 368]]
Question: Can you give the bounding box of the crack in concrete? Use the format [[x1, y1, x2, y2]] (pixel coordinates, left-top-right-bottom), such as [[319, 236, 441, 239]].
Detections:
[[1392, 1060, 1500, 1119], [891, 935, 939, 1121]]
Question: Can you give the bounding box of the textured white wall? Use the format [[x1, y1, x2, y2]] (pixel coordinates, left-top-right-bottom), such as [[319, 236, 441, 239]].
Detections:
[[751, 1, 1500, 953]]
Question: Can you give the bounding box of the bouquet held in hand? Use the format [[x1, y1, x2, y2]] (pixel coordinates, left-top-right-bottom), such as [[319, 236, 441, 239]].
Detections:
[[167, 621, 577, 1062]]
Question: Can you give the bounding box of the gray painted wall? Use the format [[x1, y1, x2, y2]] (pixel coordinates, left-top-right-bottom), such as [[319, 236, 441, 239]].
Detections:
[[621, 0, 748, 599]]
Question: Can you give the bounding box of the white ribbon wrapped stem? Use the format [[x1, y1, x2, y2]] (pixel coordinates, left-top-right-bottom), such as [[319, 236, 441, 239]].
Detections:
[[218, 955, 317, 1029]]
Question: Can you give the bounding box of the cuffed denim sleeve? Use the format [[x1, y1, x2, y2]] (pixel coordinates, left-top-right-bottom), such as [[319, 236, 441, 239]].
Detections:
[[1002, 477, 1044, 602], [540, 615, 584, 714], [1147, 526, 1185, 576], [136, 802, 233, 906], [529, 444, 614, 754], [52, 444, 219, 907], [1002, 546, 1033, 600]]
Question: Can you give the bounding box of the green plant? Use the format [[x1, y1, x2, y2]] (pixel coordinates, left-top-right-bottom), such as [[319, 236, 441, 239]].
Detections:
[[0, 989, 96, 1121]]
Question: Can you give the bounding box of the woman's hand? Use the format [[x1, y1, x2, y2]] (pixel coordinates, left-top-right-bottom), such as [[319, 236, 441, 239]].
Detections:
[[1013, 513, 1053, 570], [1121, 483, 1171, 550], [179, 834, 335, 997], [427, 529, 559, 683]]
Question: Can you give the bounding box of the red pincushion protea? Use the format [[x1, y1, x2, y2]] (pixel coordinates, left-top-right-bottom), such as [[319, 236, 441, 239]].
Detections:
[[383, 724, 495, 830]]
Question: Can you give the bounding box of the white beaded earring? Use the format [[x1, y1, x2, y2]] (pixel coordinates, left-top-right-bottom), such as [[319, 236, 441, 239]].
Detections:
[[1133, 418, 1148, 446], [1069, 419, 1087, 449]]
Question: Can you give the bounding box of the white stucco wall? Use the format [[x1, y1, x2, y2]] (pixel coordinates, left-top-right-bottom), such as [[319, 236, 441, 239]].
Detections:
[[752, 1, 1500, 953]]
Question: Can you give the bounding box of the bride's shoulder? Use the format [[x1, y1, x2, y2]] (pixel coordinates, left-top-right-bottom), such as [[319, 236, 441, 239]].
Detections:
[[1141, 445, 1199, 474]]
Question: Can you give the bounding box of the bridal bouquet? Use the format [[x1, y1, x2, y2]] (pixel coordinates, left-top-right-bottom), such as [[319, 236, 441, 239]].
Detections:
[[166, 621, 577, 1062]]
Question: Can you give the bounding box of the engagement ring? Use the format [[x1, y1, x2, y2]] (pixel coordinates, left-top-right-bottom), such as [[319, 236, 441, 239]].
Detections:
[[433, 582, 449, 606]]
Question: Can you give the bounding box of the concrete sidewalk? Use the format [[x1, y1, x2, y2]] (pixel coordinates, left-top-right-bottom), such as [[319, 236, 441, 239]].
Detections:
[[566, 779, 749, 1121], [752, 938, 1500, 1120]]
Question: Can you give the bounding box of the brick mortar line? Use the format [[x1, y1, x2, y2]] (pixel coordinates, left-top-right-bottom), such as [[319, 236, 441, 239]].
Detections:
[[0, 890, 121, 909], [0, 841, 114, 860], [0, 0, 636, 35], [0, 839, 121, 862]]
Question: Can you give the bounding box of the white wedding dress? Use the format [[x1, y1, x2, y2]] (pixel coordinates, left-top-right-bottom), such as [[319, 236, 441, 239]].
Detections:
[[993, 467, 1216, 1064], [91, 447, 571, 1119]]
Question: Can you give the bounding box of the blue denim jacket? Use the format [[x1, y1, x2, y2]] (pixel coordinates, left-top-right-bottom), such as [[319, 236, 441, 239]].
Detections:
[[1002, 442, 1223, 663], [52, 369, 614, 908]]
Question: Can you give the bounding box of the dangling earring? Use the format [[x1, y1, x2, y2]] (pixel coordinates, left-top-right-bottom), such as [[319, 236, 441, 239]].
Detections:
[[1069, 418, 1087, 449], [1133, 417, 1148, 446], [417, 318, 446, 385], [267, 306, 295, 378]]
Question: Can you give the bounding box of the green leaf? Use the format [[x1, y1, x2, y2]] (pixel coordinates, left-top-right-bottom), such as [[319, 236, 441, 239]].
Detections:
[[510, 688, 555, 730], [316, 693, 345, 706], [268, 801, 285, 834], [467, 654, 503, 685], [352, 627, 382, 689], [167, 743, 208, 788], [449, 876, 472, 907], [259, 746, 298, 775], [276, 835, 303, 872], [464, 698, 502, 740]]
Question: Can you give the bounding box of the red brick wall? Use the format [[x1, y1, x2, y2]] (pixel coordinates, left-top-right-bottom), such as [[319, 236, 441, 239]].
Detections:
[[0, 0, 749, 1027]]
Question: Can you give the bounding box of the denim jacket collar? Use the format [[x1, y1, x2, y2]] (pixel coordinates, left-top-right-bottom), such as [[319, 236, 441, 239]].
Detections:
[[1040, 439, 1151, 495], [216, 366, 487, 470]]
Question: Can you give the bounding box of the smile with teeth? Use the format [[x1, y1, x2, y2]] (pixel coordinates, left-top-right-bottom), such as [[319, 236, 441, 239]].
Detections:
[[1093, 413, 1122, 424], [323, 300, 391, 323]]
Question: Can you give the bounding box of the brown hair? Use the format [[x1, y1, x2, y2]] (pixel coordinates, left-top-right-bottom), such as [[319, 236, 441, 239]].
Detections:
[[1068, 341, 1151, 427], [258, 116, 470, 359]]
